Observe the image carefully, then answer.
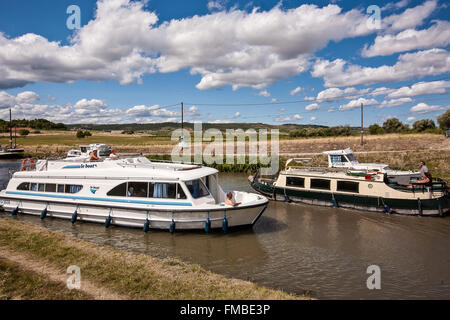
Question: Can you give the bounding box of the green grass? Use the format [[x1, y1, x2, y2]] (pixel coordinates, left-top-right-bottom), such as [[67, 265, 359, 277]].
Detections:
[[0, 134, 175, 147], [0, 219, 304, 300], [0, 257, 92, 300]]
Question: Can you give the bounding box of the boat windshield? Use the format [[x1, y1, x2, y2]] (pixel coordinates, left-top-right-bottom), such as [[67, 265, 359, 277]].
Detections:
[[185, 179, 210, 199], [346, 154, 357, 162]]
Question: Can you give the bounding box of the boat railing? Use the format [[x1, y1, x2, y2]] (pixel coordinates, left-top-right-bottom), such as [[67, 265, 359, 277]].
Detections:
[[387, 179, 448, 194]]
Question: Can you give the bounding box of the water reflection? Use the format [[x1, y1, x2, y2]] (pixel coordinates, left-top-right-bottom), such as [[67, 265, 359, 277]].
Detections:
[[1, 162, 450, 299]]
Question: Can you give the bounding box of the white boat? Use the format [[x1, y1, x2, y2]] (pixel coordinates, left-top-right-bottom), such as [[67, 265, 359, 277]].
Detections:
[[323, 148, 421, 184], [66, 144, 111, 161], [0, 157, 268, 231]]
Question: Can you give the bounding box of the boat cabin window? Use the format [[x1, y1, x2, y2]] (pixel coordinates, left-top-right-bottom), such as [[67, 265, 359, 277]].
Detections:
[[16, 182, 82, 193], [65, 185, 83, 194], [185, 179, 210, 199], [106, 182, 186, 199], [330, 155, 346, 163], [151, 183, 178, 199], [346, 154, 356, 162], [127, 182, 148, 198], [17, 182, 30, 190], [107, 183, 127, 197], [310, 179, 331, 190], [337, 181, 359, 193], [286, 176, 305, 188], [45, 184, 57, 193]]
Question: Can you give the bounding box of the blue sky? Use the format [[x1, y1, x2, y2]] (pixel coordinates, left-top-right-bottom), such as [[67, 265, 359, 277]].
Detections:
[[0, 0, 449, 126]]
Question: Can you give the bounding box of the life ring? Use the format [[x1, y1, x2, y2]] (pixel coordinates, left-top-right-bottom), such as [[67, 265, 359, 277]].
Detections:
[[21, 158, 34, 171]]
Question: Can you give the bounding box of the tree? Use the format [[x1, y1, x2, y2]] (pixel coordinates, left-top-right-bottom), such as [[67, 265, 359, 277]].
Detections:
[[76, 130, 85, 138], [83, 130, 92, 137], [369, 124, 384, 135], [382, 118, 408, 133], [18, 129, 30, 136], [437, 109, 450, 130], [412, 119, 435, 132]]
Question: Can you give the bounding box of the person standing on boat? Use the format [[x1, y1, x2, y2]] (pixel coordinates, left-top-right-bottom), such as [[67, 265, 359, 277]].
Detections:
[[89, 149, 99, 162], [225, 192, 241, 206]]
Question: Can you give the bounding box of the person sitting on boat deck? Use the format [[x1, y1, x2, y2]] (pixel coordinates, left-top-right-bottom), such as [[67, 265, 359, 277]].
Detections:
[[109, 148, 119, 160], [225, 192, 241, 207], [89, 149, 99, 162], [407, 160, 432, 187]]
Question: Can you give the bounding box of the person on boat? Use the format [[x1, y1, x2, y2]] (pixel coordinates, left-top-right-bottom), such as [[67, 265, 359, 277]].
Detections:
[[407, 161, 432, 187], [109, 148, 119, 160], [89, 149, 99, 162], [225, 192, 241, 206]]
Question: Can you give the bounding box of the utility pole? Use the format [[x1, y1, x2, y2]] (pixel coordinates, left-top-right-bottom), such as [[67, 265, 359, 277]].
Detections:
[[9, 109, 12, 149], [360, 102, 364, 146], [181, 102, 184, 130]]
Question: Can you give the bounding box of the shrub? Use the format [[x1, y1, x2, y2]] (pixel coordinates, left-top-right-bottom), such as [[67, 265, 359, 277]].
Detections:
[[369, 124, 384, 135], [437, 109, 450, 130], [412, 119, 435, 132], [382, 118, 409, 133], [76, 130, 85, 138], [18, 129, 30, 136]]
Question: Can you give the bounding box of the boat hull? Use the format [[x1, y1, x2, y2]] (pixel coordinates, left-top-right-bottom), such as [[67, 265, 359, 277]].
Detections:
[[0, 193, 268, 230], [250, 177, 450, 217]]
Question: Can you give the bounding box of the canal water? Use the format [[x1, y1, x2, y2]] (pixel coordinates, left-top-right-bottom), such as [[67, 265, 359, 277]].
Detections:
[[1, 160, 449, 299]]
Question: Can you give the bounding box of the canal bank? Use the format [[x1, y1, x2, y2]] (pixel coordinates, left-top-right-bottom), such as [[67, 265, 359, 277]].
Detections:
[[0, 218, 301, 300]]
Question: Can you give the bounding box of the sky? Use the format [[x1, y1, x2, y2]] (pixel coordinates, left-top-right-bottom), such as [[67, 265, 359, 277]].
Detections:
[[0, 0, 449, 126]]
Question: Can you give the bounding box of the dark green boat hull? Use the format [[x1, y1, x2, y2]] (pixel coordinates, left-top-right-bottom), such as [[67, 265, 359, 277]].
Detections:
[[250, 179, 450, 216]]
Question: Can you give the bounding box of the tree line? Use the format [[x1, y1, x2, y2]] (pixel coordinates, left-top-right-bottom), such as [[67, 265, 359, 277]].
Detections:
[[0, 118, 67, 132], [369, 109, 450, 135]]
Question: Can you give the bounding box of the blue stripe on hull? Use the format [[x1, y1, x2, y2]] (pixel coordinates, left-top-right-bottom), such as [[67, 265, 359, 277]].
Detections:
[[5, 191, 192, 206]]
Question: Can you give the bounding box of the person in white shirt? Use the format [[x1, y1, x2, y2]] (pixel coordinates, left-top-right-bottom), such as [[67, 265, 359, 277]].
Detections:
[[109, 148, 119, 160]]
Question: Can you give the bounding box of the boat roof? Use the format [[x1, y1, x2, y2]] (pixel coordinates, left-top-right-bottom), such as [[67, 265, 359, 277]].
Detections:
[[281, 167, 384, 181], [322, 148, 354, 155], [14, 157, 218, 181]]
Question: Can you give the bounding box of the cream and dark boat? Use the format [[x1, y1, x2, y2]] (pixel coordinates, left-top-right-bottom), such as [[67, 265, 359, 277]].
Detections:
[[0, 157, 268, 231], [249, 160, 449, 216]]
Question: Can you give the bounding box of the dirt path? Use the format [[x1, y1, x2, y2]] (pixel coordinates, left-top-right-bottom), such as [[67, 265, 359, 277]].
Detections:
[[0, 246, 127, 300]]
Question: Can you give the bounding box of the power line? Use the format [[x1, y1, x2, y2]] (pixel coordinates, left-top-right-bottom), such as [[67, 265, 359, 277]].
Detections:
[[182, 75, 450, 107]]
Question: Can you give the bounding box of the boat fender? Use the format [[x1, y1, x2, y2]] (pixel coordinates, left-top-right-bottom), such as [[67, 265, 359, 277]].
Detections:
[[222, 213, 228, 233], [283, 189, 290, 202], [105, 215, 112, 228], [169, 219, 176, 234], [71, 210, 78, 224], [418, 198, 422, 216], [332, 193, 338, 208], [205, 217, 211, 233], [11, 206, 19, 216], [438, 201, 443, 217], [40, 204, 48, 220], [381, 198, 391, 214], [143, 219, 150, 233]]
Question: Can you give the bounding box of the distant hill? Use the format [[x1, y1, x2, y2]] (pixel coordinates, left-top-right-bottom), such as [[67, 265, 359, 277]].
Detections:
[[66, 122, 328, 134]]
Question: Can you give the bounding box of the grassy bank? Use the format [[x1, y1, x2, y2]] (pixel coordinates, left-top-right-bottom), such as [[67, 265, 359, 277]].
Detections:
[[0, 257, 92, 300], [0, 219, 303, 300]]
